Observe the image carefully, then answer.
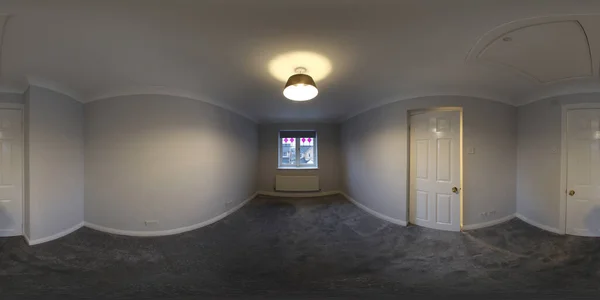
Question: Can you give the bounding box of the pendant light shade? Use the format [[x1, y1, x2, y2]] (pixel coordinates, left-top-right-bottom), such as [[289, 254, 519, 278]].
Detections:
[[283, 71, 318, 101]]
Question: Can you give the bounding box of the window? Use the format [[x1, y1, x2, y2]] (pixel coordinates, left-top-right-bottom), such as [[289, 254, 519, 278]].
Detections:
[[279, 130, 317, 169]]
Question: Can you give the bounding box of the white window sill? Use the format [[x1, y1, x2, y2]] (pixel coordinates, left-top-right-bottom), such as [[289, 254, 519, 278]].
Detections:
[[277, 167, 319, 170]]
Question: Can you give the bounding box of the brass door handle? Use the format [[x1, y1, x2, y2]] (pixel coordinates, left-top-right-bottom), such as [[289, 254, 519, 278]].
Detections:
[[452, 187, 459, 194], [569, 190, 575, 196]]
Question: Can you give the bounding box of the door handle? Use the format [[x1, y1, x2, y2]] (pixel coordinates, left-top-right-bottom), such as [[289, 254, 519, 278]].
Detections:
[[569, 190, 575, 196], [452, 187, 459, 194]]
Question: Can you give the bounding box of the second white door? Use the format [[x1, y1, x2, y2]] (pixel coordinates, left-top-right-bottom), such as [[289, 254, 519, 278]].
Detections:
[[0, 109, 23, 237], [409, 110, 461, 231], [566, 109, 600, 236]]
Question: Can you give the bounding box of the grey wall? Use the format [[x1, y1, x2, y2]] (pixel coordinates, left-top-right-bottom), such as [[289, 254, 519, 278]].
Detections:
[[341, 96, 517, 226], [25, 86, 84, 241], [517, 93, 600, 231], [84, 94, 258, 233], [257, 123, 341, 193]]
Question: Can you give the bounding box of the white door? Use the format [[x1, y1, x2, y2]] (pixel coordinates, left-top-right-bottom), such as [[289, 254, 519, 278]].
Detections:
[[409, 110, 461, 231], [566, 109, 600, 236], [0, 109, 23, 237]]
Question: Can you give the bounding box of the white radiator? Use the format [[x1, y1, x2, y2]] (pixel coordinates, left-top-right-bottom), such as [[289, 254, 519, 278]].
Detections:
[[275, 175, 320, 192]]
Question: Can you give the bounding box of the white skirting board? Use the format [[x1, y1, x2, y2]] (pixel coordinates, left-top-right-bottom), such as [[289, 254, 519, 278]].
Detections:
[[85, 193, 257, 237], [25, 222, 85, 246], [462, 214, 515, 230], [515, 213, 563, 235], [257, 190, 340, 198], [340, 192, 408, 226]]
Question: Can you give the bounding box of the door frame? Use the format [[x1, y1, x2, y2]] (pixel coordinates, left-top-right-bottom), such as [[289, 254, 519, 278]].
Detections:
[[0, 103, 25, 237], [406, 107, 464, 230], [559, 103, 600, 235]]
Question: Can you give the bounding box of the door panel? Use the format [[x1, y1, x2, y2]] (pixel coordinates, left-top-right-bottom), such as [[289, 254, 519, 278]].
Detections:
[[566, 109, 600, 236], [416, 140, 428, 179], [416, 191, 428, 221], [410, 110, 461, 231], [436, 139, 452, 182], [436, 193, 452, 224], [0, 109, 23, 237]]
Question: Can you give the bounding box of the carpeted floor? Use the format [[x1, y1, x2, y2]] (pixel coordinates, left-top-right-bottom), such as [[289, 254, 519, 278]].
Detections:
[[1, 194, 600, 299]]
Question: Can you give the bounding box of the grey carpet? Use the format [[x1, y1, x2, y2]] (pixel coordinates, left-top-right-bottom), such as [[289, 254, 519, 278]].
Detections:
[[1, 194, 600, 299]]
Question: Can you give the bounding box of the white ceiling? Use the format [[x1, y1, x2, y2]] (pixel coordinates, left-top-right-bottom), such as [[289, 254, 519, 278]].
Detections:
[[2, 0, 600, 122]]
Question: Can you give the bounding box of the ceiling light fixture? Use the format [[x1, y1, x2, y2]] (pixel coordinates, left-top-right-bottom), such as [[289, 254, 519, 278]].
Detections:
[[283, 67, 318, 101]]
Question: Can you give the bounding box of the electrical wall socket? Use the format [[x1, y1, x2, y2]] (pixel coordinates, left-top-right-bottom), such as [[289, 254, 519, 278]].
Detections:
[[480, 210, 497, 218], [145, 220, 159, 226], [225, 200, 235, 209]]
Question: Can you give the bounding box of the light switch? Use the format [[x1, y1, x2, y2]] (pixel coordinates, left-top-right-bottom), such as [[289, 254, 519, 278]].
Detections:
[[467, 147, 475, 154]]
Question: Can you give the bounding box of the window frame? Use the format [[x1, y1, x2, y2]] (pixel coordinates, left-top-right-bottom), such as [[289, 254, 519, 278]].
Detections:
[[278, 130, 318, 170]]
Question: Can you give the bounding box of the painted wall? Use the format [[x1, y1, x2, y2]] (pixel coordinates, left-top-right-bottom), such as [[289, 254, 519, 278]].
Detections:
[[341, 96, 517, 227], [84, 94, 258, 233], [516, 93, 600, 232], [25, 86, 85, 241], [257, 123, 341, 193]]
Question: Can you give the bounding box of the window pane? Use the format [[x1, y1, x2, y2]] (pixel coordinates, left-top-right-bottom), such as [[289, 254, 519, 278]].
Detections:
[[280, 138, 296, 166], [299, 137, 315, 165]]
